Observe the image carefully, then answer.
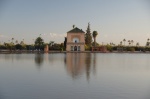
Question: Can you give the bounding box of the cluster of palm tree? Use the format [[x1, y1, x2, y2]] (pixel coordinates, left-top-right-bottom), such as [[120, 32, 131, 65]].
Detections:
[[3, 38, 25, 49], [6, 38, 25, 45], [128, 40, 134, 46], [49, 41, 54, 47], [120, 39, 138, 46], [110, 42, 115, 46], [0, 36, 43, 51], [146, 38, 150, 46]]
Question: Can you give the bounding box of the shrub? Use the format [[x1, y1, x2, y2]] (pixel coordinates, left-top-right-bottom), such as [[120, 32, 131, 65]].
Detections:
[[85, 45, 91, 51], [127, 47, 135, 52]]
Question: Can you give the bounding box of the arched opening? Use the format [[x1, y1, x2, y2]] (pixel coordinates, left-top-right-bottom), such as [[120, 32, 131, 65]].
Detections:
[[78, 46, 80, 51], [74, 46, 77, 51], [73, 38, 79, 43]]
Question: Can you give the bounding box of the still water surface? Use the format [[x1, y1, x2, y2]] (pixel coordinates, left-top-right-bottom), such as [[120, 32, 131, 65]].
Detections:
[[0, 53, 150, 99]]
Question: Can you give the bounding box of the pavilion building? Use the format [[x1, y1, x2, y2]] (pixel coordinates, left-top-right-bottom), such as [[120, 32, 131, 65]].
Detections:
[[66, 27, 85, 51]]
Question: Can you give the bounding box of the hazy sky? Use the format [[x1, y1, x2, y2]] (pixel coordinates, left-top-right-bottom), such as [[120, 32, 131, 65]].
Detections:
[[0, 0, 150, 45]]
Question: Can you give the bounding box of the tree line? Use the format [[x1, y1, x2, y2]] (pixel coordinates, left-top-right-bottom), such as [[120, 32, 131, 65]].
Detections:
[[0, 23, 150, 52], [83, 23, 150, 52], [0, 37, 64, 51]]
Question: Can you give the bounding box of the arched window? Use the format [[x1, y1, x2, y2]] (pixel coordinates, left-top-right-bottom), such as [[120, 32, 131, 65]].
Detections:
[[78, 46, 80, 51], [73, 38, 79, 43]]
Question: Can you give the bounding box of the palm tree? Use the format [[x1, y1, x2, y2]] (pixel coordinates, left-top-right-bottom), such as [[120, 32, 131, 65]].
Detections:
[[123, 39, 126, 46], [147, 38, 150, 46], [49, 41, 54, 47], [120, 41, 123, 46], [110, 42, 113, 46], [131, 40, 134, 46], [128, 40, 131, 46], [92, 31, 98, 47], [15, 40, 18, 44], [73, 25, 75, 28], [20, 41, 24, 45], [136, 42, 139, 46], [12, 38, 14, 42], [147, 38, 150, 42], [32, 39, 34, 45], [11, 38, 14, 44]]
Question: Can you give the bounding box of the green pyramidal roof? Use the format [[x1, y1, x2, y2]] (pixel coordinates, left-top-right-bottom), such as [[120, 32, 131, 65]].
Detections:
[[67, 27, 85, 33]]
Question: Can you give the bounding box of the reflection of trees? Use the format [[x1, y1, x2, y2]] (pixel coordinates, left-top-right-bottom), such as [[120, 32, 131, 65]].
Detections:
[[48, 54, 54, 64], [64, 54, 66, 65], [35, 54, 44, 67], [93, 53, 96, 75], [4, 54, 13, 61], [85, 53, 91, 81]]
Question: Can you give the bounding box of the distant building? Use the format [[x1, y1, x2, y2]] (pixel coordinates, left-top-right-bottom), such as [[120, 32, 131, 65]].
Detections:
[[44, 45, 49, 52], [66, 27, 85, 51], [91, 46, 107, 52]]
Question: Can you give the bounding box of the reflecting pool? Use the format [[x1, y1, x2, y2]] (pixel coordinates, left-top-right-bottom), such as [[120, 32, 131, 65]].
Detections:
[[0, 53, 150, 99]]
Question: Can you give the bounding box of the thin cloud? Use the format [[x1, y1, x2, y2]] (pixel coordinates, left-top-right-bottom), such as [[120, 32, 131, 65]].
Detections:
[[0, 34, 8, 38], [146, 33, 149, 37], [41, 33, 66, 38], [104, 34, 108, 38]]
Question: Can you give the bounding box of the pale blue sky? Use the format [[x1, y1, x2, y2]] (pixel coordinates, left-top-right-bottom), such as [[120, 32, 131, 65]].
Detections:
[[0, 0, 150, 45]]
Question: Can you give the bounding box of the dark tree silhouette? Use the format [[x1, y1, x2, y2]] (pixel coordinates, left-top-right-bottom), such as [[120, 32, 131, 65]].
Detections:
[[123, 39, 126, 46], [85, 23, 92, 47], [92, 31, 98, 47], [35, 37, 44, 50]]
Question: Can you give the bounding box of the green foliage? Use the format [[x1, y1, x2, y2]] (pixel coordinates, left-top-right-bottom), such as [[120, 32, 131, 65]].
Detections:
[[15, 44, 23, 50], [49, 41, 54, 47], [85, 33, 92, 47], [106, 45, 113, 51], [26, 45, 34, 50], [15, 44, 27, 50], [146, 42, 150, 46], [92, 42, 99, 47], [43, 43, 48, 47], [60, 43, 64, 51], [49, 43, 60, 50], [0, 45, 7, 49], [85, 23, 92, 47], [126, 47, 135, 52], [35, 37, 44, 50], [92, 31, 98, 38], [145, 47, 150, 51], [92, 31, 98, 47], [4, 43, 15, 50], [35, 37, 44, 45], [112, 46, 117, 51], [64, 37, 67, 50], [85, 45, 91, 51]]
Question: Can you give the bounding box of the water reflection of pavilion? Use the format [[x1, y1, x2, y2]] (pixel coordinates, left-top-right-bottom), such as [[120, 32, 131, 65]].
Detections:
[[64, 53, 97, 80]]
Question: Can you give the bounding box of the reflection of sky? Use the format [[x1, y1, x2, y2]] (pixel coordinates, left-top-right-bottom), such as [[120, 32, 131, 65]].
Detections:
[[96, 53, 150, 72], [0, 53, 150, 99]]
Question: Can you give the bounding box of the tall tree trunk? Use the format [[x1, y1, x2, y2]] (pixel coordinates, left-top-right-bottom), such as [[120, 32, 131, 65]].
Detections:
[[94, 37, 96, 47]]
